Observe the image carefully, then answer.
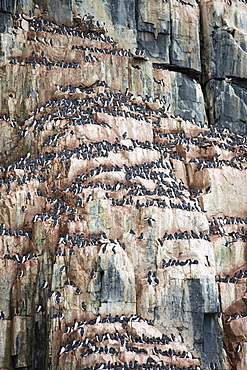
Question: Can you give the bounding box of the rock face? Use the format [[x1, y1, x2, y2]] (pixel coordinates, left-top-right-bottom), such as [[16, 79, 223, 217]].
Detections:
[[1, 0, 246, 133], [200, 0, 247, 135], [0, 1, 246, 370]]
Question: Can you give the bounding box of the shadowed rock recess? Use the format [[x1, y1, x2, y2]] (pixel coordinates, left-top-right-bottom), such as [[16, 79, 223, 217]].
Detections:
[[0, 0, 246, 370]]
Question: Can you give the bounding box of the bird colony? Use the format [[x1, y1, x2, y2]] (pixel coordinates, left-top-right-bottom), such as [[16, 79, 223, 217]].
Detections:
[[0, 8, 246, 370]]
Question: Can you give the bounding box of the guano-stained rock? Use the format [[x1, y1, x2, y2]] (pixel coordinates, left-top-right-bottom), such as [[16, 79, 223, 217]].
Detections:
[[0, 1, 246, 370]]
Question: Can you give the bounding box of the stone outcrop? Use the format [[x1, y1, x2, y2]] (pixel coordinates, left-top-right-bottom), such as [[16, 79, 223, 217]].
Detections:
[[200, 0, 247, 135], [0, 1, 246, 370], [1, 0, 246, 134]]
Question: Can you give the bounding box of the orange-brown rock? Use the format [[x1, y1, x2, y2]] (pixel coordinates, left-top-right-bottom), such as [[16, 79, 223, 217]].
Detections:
[[0, 1, 246, 370]]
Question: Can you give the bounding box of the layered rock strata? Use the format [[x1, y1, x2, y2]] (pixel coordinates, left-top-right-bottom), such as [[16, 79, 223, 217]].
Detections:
[[0, 0, 246, 133], [0, 2, 246, 370]]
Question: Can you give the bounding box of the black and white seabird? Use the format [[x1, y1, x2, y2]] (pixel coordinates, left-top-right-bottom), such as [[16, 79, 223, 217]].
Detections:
[[42, 280, 48, 288], [144, 217, 156, 227], [90, 269, 96, 278], [18, 269, 24, 278], [236, 342, 242, 352]]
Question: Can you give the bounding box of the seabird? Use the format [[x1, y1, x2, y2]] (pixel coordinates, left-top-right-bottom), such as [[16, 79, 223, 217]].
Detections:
[[96, 314, 101, 323], [205, 256, 211, 266], [236, 342, 242, 352], [36, 305, 42, 312], [224, 240, 237, 247], [144, 217, 156, 227], [101, 243, 108, 253], [58, 346, 66, 355], [90, 269, 95, 278], [86, 194, 93, 202], [42, 280, 48, 288], [138, 233, 144, 240], [18, 269, 24, 278], [60, 265, 66, 273]]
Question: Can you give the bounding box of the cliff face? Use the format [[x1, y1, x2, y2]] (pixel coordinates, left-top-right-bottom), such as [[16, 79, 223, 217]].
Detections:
[[0, 1, 246, 370], [1, 0, 246, 133]]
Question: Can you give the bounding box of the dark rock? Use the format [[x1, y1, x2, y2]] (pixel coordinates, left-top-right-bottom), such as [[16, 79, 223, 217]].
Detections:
[[205, 79, 247, 135]]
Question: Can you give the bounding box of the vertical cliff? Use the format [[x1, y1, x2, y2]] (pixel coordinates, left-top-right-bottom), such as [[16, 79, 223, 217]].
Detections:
[[0, 1, 246, 370]]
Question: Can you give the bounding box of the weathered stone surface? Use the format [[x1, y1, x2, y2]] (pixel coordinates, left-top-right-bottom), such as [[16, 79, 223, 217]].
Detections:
[[200, 0, 247, 134], [200, 0, 247, 81], [137, 0, 201, 72], [205, 79, 247, 136], [0, 1, 246, 370]]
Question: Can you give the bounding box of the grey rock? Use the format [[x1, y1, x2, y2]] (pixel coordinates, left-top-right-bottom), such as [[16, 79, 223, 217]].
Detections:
[[172, 72, 207, 126], [205, 79, 247, 135]]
